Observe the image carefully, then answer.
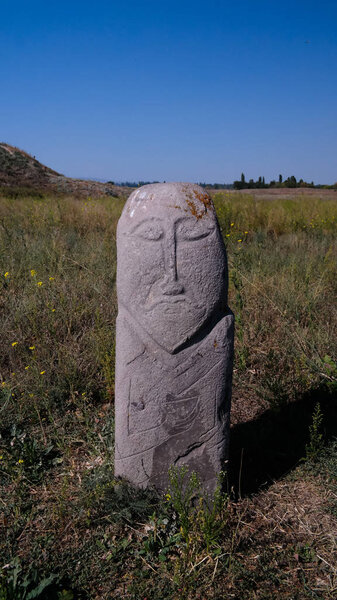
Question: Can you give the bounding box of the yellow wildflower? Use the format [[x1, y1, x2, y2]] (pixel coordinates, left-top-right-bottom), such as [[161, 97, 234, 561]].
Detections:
[[37, 281, 43, 287], [11, 341, 18, 347], [4, 272, 9, 278], [1, 382, 6, 387], [51, 308, 55, 312], [25, 366, 30, 370], [0, 456, 3, 460], [226, 234, 230, 237], [230, 222, 234, 227], [18, 459, 24, 464], [244, 231, 248, 234], [40, 370, 46, 375], [49, 276, 55, 281], [29, 345, 35, 350], [237, 239, 242, 243], [30, 269, 36, 276]]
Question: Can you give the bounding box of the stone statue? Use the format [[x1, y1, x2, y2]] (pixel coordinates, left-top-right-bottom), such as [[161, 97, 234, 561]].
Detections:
[[115, 182, 234, 495]]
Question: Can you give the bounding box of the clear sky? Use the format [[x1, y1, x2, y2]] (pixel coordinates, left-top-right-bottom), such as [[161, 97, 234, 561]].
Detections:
[[1, 0, 336, 183]]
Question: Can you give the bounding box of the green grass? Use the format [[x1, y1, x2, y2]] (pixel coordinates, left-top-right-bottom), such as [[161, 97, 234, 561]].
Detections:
[[0, 190, 336, 599]]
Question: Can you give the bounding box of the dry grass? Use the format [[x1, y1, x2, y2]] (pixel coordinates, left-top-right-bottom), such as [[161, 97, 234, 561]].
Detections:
[[0, 189, 336, 599]]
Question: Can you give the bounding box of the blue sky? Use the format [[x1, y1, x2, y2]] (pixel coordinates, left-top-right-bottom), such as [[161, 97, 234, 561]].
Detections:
[[1, 0, 336, 183]]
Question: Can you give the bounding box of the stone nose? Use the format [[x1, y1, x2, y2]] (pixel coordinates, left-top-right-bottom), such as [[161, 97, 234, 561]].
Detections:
[[161, 230, 184, 294]]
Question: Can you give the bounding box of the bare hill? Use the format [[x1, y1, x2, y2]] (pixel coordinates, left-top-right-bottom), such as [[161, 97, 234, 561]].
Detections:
[[0, 143, 126, 197]]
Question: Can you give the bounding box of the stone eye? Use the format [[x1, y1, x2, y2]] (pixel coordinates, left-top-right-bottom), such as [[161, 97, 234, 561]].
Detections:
[[177, 220, 215, 241], [132, 221, 163, 241]]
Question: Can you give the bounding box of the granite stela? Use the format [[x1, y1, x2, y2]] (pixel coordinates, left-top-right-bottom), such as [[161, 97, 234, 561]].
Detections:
[[115, 182, 234, 494]]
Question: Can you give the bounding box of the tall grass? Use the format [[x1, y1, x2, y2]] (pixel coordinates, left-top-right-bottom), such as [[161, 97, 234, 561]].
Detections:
[[0, 196, 124, 424], [212, 192, 337, 410], [0, 190, 336, 599]]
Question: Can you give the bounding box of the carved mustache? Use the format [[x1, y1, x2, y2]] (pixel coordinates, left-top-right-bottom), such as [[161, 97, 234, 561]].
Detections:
[[144, 278, 189, 309]]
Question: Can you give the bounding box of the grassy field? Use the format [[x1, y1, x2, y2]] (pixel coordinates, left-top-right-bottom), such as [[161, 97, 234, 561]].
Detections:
[[0, 190, 336, 599]]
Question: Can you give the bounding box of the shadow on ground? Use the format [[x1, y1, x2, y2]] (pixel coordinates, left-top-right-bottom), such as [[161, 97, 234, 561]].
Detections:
[[229, 385, 337, 498]]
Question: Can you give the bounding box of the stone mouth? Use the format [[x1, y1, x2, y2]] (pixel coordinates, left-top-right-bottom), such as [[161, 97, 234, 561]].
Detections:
[[148, 295, 186, 307]]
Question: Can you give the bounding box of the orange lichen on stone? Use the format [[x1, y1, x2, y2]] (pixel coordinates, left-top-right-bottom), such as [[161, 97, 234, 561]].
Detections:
[[193, 188, 213, 212], [183, 186, 213, 219]]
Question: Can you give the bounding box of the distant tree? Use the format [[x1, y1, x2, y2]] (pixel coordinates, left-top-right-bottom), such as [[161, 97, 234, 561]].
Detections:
[[284, 175, 297, 188], [233, 177, 246, 190], [279, 174, 283, 184]]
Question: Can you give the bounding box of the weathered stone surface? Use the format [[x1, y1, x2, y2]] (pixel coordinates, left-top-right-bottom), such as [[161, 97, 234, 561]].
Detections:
[[115, 182, 234, 495]]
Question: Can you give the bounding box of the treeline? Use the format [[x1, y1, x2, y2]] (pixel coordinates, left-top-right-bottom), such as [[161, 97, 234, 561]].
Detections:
[[107, 180, 234, 189], [106, 176, 337, 190], [198, 182, 233, 189], [107, 180, 161, 187], [233, 173, 337, 190]]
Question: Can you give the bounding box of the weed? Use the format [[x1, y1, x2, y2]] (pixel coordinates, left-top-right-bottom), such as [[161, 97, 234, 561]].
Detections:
[[304, 403, 324, 462], [0, 557, 60, 600]]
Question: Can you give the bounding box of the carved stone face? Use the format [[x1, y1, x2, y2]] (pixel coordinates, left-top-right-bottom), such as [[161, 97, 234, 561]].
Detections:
[[117, 183, 227, 354]]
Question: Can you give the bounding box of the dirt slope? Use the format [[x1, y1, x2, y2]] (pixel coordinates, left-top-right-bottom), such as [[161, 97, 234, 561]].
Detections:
[[0, 143, 126, 197]]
